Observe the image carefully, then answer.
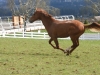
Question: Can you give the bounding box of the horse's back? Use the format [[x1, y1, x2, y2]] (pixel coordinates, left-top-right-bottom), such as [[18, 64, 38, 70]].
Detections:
[[55, 20, 84, 32], [68, 20, 84, 32], [51, 20, 85, 38], [70, 20, 84, 31], [66, 20, 85, 37]]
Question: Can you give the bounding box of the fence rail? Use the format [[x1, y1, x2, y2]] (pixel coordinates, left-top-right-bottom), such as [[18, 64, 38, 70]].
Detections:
[[0, 15, 75, 31], [0, 16, 100, 40], [0, 31, 100, 40]]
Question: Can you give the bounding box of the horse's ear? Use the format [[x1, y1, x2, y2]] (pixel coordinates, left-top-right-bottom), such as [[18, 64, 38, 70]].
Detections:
[[34, 8, 37, 12]]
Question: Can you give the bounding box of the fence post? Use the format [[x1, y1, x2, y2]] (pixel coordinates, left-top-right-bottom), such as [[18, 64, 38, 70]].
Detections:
[[0, 17, 4, 31], [44, 32, 46, 39], [23, 31, 24, 37], [38, 29, 41, 33], [2, 29, 5, 37], [82, 34, 84, 40], [31, 32, 33, 38], [98, 33, 100, 40], [14, 30, 16, 37]]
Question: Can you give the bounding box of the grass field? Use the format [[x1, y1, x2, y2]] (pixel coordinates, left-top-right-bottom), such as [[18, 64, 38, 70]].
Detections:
[[0, 38, 100, 75]]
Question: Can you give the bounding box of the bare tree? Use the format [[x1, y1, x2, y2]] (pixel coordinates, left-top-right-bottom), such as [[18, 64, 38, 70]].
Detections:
[[7, 0, 15, 15], [7, 0, 60, 31], [85, 0, 100, 15], [7, 0, 60, 16], [7, 0, 38, 16]]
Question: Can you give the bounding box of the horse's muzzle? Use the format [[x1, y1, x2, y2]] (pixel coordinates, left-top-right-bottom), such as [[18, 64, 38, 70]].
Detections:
[[29, 19, 33, 23]]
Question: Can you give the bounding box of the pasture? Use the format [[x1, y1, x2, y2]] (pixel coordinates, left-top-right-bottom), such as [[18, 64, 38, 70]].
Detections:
[[0, 38, 100, 75]]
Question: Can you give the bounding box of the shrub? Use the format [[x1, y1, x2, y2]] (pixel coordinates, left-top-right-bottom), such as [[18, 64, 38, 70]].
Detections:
[[97, 20, 100, 24], [84, 20, 88, 24]]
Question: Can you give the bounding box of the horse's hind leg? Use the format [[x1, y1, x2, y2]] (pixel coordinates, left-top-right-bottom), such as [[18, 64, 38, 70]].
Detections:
[[65, 37, 79, 55], [70, 38, 79, 54]]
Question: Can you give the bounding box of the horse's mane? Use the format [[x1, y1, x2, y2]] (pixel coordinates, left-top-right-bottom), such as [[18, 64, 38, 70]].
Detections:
[[36, 8, 52, 17]]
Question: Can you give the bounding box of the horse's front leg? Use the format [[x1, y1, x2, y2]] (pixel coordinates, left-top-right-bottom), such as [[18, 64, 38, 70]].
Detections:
[[53, 38, 65, 52], [49, 38, 56, 49], [49, 38, 64, 52]]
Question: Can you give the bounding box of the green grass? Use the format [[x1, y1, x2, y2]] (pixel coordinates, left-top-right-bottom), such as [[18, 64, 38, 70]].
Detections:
[[30, 29, 47, 32], [85, 29, 95, 33], [0, 38, 100, 75]]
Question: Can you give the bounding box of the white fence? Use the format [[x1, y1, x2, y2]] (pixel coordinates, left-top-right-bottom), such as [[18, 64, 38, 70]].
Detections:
[[0, 16, 100, 40], [54, 15, 75, 20], [0, 15, 75, 31], [0, 31, 100, 40], [0, 31, 49, 39]]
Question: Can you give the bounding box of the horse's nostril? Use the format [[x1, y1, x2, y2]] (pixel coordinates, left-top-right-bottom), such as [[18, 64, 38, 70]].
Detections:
[[29, 20, 32, 23]]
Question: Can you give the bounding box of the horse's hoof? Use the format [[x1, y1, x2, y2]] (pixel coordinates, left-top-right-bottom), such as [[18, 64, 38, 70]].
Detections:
[[64, 51, 67, 54], [66, 53, 70, 56], [64, 50, 70, 56]]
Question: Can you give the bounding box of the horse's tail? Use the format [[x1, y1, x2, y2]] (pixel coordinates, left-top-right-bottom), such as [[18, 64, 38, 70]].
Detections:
[[84, 22, 100, 30]]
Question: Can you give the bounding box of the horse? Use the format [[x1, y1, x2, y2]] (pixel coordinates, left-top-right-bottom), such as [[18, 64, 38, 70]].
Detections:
[[29, 8, 100, 55]]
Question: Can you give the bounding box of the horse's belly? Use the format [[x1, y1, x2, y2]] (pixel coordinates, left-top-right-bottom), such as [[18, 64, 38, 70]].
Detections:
[[58, 36, 69, 38], [57, 32, 69, 38]]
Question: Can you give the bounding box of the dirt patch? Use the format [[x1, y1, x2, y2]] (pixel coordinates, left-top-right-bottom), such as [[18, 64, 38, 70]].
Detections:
[[90, 28, 100, 32]]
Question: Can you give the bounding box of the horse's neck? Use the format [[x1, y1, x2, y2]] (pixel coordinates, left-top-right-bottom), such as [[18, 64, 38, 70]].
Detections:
[[41, 16, 54, 31]]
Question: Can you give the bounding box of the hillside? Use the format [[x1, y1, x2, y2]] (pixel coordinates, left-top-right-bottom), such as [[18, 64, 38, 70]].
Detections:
[[0, 0, 95, 16], [50, 0, 85, 16]]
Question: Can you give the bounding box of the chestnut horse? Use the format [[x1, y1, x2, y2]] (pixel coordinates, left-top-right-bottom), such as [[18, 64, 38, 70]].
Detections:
[[29, 8, 100, 55]]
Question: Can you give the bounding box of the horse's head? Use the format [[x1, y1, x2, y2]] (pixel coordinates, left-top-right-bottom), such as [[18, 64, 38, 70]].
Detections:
[[29, 8, 41, 23], [29, 8, 52, 23]]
